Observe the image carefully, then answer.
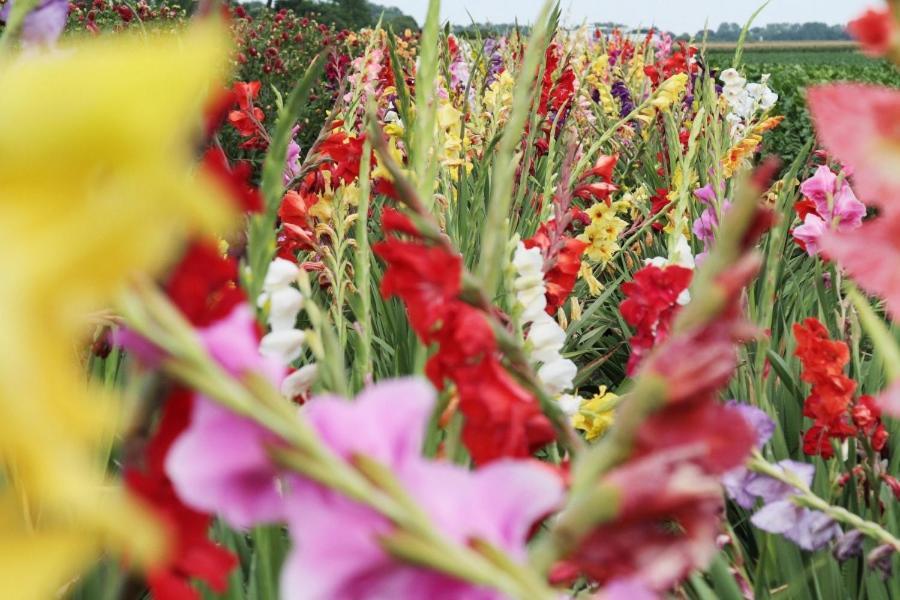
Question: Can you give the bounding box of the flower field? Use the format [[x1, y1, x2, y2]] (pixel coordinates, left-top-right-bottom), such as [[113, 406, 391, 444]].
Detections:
[[3, 1, 900, 599]]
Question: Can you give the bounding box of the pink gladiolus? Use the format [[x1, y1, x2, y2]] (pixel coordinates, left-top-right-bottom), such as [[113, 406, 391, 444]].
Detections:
[[799, 166, 866, 228], [793, 214, 828, 257], [281, 378, 564, 600], [167, 304, 288, 529]]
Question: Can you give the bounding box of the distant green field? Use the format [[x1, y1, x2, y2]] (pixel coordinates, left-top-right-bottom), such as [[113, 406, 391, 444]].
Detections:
[[705, 44, 900, 164]]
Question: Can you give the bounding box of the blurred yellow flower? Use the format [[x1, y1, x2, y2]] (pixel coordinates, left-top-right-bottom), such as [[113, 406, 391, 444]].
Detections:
[[0, 21, 234, 598]]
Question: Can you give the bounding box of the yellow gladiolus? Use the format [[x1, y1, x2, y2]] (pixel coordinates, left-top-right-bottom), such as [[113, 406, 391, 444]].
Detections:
[[573, 386, 619, 441], [0, 21, 235, 598]]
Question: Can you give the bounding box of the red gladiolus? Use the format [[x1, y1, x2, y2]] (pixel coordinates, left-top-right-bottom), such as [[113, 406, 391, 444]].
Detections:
[[619, 264, 693, 375], [561, 238, 762, 592], [202, 147, 263, 213], [793, 318, 858, 458], [579, 154, 618, 183], [125, 388, 238, 600], [166, 241, 244, 327], [524, 224, 588, 315], [374, 217, 555, 464], [649, 188, 671, 231]]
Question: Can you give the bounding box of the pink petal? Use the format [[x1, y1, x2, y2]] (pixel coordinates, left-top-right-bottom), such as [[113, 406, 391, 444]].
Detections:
[[876, 380, 900, 418], [822, 218, 900, 318]]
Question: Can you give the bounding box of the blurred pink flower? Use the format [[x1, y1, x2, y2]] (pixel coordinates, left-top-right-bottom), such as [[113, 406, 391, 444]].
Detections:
[[807, 85, 900, 216], [876, 379, 900, 418], [822, 218, 900, 317], [0, 0, 68, 46], [166, 304, 288, 529], [281, 378, 564, 600]]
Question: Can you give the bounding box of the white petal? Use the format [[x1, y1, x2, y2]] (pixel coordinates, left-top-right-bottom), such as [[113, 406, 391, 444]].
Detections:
[[263, 258, 300, 292], [538, 358, 577, 395], [280, 363, 318, 398], [558, 393, 582, 417], [268, 286, 304, 331], [260, 329, 306, 364]]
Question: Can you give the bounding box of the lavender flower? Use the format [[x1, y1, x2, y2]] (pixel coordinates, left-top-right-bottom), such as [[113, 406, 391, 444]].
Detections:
[[0, 0, 68, 46], [738, 460, 841, 551]]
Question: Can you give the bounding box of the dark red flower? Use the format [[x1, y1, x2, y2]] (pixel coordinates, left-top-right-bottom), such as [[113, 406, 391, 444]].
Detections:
[[649, 188, 671, 231], [524, 224, 588, 315], [375, 222, 555, 464], [374, 238, 462, 339], [793, 318, 859, 457]]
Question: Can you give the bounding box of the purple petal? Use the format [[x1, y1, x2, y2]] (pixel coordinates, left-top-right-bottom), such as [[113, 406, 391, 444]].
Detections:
[[727, 401, 775, 447], [751, 499, 802, 534], [784, 509, 841, 551]]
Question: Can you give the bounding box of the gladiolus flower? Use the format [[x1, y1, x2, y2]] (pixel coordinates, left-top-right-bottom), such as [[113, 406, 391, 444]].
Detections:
[[848, 9, 896, 57], [281, 378, 564, 599], [0, 0, 68, 46], [167, 305, 287, 529], [0, 22, 233, 595]]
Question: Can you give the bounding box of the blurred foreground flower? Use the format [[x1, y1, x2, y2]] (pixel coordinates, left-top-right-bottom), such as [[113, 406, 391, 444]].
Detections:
[[0, 21, 233, 598]]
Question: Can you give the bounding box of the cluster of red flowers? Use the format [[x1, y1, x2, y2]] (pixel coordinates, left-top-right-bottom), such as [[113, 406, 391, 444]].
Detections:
[[125, 242, 245, 599], [643, 42, 699, 84], [538, 42, 576, 119], [276, 124, 367, 259], [619, 264, 693, 375], [69, 0, 183, 34], [228, 81, 269, 151], [374, 208, 555, 464], [793, 317, 888, 458], [561, 217, 767, 591]]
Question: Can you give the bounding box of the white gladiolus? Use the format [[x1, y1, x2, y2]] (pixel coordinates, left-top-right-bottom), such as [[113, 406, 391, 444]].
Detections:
[[719, 69, 778, 141], [281, 363, 318, 398], [511, 241, 577, 395], [538, 358, 578, 396], [263, 257, 300, 291], [266, 286, 304, 331], [260, 329, 306, 364], [528, 312, 567, 363]]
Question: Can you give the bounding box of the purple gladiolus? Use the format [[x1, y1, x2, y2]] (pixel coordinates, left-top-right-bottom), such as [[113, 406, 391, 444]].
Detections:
[[0, 0, 68, 46], [611, 81, 635, 118]]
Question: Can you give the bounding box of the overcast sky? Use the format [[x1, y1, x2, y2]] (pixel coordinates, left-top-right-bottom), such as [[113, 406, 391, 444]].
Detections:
[[377, 0, 877, 31]]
